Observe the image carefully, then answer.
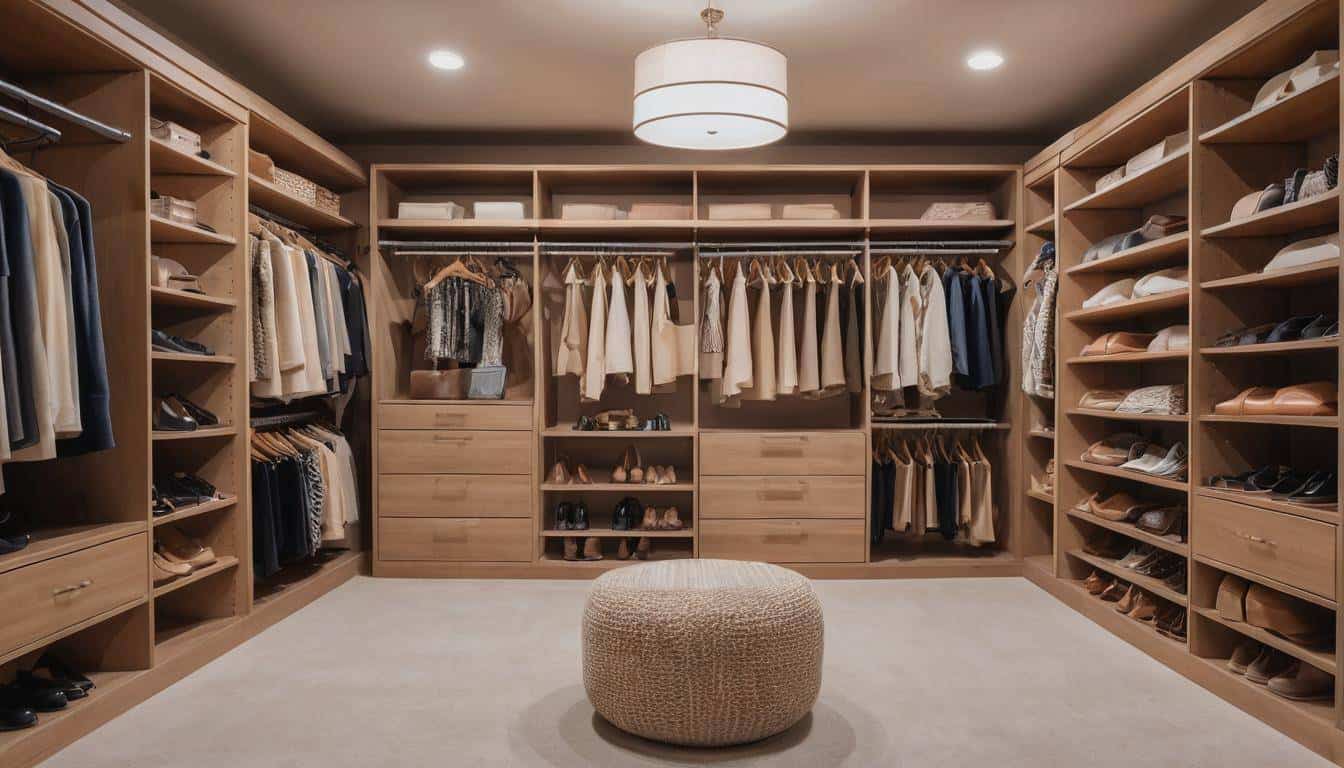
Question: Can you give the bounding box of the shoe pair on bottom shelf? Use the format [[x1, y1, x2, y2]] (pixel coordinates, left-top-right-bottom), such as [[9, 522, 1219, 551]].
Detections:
[[638, 506, 683, 531], [1228, 641, 1333, 702], [152, 527, 218, 584], [0, 654, 95, 732], [562, 536, 651, 562], [1085, 571, 1164, 622]]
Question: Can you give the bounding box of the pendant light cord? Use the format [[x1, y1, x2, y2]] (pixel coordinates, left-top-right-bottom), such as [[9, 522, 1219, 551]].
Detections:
[[701, 2, 724, 38]]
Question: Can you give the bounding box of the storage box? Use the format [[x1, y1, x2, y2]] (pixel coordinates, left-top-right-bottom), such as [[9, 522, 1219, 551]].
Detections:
[[629, 202, 691, 220], [398, 201, 465, 220], [150, 194, 198, 225], [249, 149, 275, 180], [781, 203, 841, 220], [314, 185, 341, 216], [473, 201, 526, 220], [150, 118, 201, 155], [561, 202, 627, 220], [273, 167, 317, 204], [706, 202, 772, 220]]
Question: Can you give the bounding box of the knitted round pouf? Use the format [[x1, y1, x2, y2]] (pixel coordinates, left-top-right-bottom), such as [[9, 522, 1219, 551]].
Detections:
[[582, 558, 824, 747]]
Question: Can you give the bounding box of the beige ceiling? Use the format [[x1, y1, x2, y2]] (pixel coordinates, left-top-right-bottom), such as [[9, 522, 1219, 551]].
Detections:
[[121, 0, 1261, 144]]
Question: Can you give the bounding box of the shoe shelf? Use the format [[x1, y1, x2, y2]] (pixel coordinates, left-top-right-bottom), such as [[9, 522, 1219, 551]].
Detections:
[[151, 556, 240, 599], [1062, 290, 1190, 323], [540, 529, 694, 539], [1193, 555, 1336, 612], [1200, 189, 1340, 238], [1026, 488, 1055, 505], [0, 668, 140, 758], [1199, 72, 1340, 145], [1063, 505, 1189, 557], [151, 494, 239, 528], [1065, 350, 1188, 365], [540, 482, 695, 492], [151, 426, 238, 441], [1190, 652, 1336, 727], [1063, 150, 1190, 212], [150, 351, 238, 366], [1026, 213, 1055, 236], [1063, 233, 1189, 277], [1198, 414, 1339, 429], [1200, 260, 1341, 292], [1058, 576, 1189, 648], [153, 615, 237, 659], [1191, 607, 1335, 676], [1200, 338, 1338, 357], [149, 286, 238, 312], [149, 136, 236, 177], [1067, 549, 1188, 606], [1065, 408, 1190, 423], [1063, 460, 1190, 492]]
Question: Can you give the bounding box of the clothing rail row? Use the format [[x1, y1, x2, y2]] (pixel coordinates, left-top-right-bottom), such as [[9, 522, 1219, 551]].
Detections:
[[0, 77, 133, 142], [870, 239, 1014, 249], [251, 205, 349, 260], [0, 104, 61, 145], [872, 420, 1011, 431], [870, 248, 1005, 256], [697, 249, 861, 258], [250, 410, 327, 430]]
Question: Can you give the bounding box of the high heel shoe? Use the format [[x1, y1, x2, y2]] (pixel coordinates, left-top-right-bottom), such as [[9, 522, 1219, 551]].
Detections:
[[553, 502, 574, 531], [612, 448, 630, 483], [640, 506, 659, 531], [627, 446, 645, 484], [644, 466, 661, 485], [617, 539, 632, 560], [660, 466, 677, 485], [562, 537, 580, 561], [548, 459, 571, 485], [634, 537, 651, 560], [582, 537, 604, 561], [661, 506, 684, 530], [573, 501, 590, 531], [575, 464, 593, 484]]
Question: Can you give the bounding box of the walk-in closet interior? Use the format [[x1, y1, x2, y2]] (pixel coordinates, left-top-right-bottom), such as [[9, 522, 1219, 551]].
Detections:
[[0, 0, 1341, 765]]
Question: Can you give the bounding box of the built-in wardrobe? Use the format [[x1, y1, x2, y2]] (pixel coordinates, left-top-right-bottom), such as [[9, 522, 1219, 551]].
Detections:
[[367, 165, 1030, 577]]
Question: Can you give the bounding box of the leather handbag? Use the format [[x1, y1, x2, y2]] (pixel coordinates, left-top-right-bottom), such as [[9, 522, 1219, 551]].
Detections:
[[1262, 233, 1339, 273], [1147, 325, 1189, 352], [1079, 389, 1131, 411], [409, 368, 469, 400], [1245, 583, 1333, 645], [1263, 382, 1337, 416], [1081, 332, 1155, 356], [1132, 266, 1189, 297], [1116, 384, 1186, 415], [1082, 278, 1135, 308], [1230, 184, 1284, 220]]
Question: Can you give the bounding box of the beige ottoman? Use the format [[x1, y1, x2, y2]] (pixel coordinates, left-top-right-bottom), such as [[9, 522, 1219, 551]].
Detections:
[[582, 559, 824, 747]]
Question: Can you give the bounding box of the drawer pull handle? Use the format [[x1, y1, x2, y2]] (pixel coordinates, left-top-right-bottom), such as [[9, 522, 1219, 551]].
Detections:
[[433, 413, 466, 427], [763, 532, 807, 543], [760, 484, 807, 502], [432, 480, 469, 501], [1240, 532, 1277, 547], [52, 579, 92, 597], [432, 434, 473, 444], [759, 436, 806, 459]]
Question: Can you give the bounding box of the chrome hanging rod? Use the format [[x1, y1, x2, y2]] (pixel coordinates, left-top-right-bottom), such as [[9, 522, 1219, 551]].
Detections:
[[872, 420, 1009, 430], [697, 250, 859, 259], [870, 239, 1013, 249], [543, 241, 692, 250], [871, 248, 1005, 257], [0, 104, 61, 144], [379, 240, 534, 248], [697, 240, 865, 249], [0, 78, 132, 142]]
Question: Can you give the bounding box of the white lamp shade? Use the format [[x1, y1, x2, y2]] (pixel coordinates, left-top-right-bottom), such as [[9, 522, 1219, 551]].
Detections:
[[633, 37, 788, 150]]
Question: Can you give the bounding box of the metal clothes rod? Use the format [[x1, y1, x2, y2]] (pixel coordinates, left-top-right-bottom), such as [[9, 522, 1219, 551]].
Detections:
[[872, 420, 1009, 431], [871, 248, 1005, 256], [394, 250, 536, 257], [0, 78, 132, 143], [870, 240, 1014, 248], [250, 410, 326, 429], [0, 104, 61, 143], [252, 205, 349, 260], [697, 250, 860, 258], [697, 241, 865, 249], [543, 241, 692, 250]]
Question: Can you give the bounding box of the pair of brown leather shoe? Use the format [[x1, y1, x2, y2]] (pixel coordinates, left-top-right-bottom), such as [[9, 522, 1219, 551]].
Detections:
[[638, 506, 683, 530], [1114, 584, 1160, 621], [616, 537, 651, 561], [1217, 574, 1333, 646], [151, 528, 217, 584], [1228, 640, 1333, 701], [562, 537, 603, 561]]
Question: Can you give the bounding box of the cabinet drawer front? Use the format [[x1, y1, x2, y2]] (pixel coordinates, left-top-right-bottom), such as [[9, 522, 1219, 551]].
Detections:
[[378, 430, 531, 475], [700, 432, 865, 476], [0, 534, 148, 658], [379, 475, 530, 518], [699, 519, 864, 563], [379, 518, 531, 562], [379, 403, 532, 431], [1193, 496, 1336, 600], [700, 476, 865, 519]]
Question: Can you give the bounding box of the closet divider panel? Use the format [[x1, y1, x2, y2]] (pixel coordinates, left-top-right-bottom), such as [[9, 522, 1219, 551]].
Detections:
[[1020, 164, 1058, 577]]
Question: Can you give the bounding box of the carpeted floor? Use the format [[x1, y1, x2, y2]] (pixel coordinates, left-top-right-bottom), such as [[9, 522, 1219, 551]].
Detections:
[[41, 576, 1331, 767]]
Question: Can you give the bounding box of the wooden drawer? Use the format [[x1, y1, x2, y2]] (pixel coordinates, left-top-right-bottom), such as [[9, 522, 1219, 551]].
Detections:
[[379, 518, 531, 562], [379, 403, 532, 431], [1192, 496, 1336, 600], [379, 475, 530, 518], [700, 432, 865, 476], [378, 430, 531, 475], [0, 534, 148, 658], [700, 476, 865, 519], [699, 519, 864, 563]]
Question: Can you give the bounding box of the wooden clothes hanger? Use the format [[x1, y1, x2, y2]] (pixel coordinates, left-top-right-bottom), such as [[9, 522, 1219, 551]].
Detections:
[[424, 254, 490, 291]]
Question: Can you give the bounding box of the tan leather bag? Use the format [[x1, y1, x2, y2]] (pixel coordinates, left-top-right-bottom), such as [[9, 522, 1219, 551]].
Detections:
[[409, 369, 469, 400]]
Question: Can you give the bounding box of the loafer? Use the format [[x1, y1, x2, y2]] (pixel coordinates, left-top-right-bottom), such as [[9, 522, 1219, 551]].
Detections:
[[152, 552, 192, 584], [164, 394, 218, 427], [15, 671, 84, 702], [1215, 323, 1275, 347], [35, 654, 93, 693], [156, 529, 217, 569], [5, 678, 67, 712], [1268, 470, 1318, 500], [1287, 471, 1337, 505], [0, 688, 36, 731], [150, 329, 214, 356], [1268, 662, 1334, 701], [1264, 315, 1318, 343], [152, 397, 197, 431], [1245, 648, 1293, 685]]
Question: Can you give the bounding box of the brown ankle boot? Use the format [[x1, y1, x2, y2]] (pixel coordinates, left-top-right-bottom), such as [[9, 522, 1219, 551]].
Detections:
[[617, 539, 632, 560], [634, 537, 651, 560], [562, 537, 579, 561], [582, 537, 604, 561]]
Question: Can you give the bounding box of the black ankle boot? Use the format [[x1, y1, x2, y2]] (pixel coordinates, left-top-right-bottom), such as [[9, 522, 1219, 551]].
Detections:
[[554, 502, 574, 531], [573, 501, 589, 530]]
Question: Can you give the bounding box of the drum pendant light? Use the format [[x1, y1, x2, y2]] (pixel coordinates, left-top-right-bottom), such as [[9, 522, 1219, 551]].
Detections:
[[633, 3, 788, 150]]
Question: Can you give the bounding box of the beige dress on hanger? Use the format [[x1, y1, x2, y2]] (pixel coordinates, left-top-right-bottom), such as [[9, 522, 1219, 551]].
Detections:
[[604, 265, 632, 383], [287, 243, 327, 398], [872, 265, 900, 391], [745, 269, 776, 401], [582, 262, 608, 402], [898, 263, 920, 397], [631, 262, 653, 394], [969, 445, 996, 545], [555, 262, 587, 379], [817, 267, 846, 396], [775, 268, 798, 396], [796, 268, 820, 396], [845, 270, 863, 394], [651, 265, 689, 388], [251, 237, 282, 394], [720, 264, 753, 403], [890, 444, 914, 533], [917, 264, 952, 398], [47, 192, 80, 437]]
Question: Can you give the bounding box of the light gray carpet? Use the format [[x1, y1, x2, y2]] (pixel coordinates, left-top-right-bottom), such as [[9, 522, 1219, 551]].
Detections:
[[43, 576, 1331, 767]]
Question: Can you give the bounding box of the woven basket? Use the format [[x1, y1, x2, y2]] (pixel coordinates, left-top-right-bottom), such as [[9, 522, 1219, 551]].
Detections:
[[314, 185, 341, 216], [273, 167, 317, 204]]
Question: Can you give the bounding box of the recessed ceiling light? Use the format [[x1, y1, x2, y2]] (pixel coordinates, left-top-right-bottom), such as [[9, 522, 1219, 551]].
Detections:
[[428, 50, 465, 71], [966, 50, 1004, 71]]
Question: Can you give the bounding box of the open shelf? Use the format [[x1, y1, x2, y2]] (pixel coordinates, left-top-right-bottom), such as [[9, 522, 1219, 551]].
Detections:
[[1064, 150, 1189, 212], [1063, 460, 1189, 491], [1064, 290, 1189, 323], [541, 427, 694, 438], [1199, 414, 1339, 429], [540, 482, 695, 492], [1067, 549, 1188, 606], [151, 556, 240, 599], [152, 426, 238, 442], [1026, 214, 1055, 236], [1029, 428, 1055, 440], [1193, 607, 1335, 675], [1067, 408, 1189, 423], [1200, 338, 1338, 357], [1066, 350, 1188, 365], [865, 218, 1015, 233], [1201, 260, 1340, 291], [151, 494, 238, 528], [1064, 506, 1188, 556], [377, 217, 538, 236], [1200, 72, 1341, 145], [149, 215, 236, 245], [1027, 488, 1055, 505], [0, 522, 146, 576], [1191, 653, 1336, 727], [149, 137, 235, 177], [150, 286, 237, 312], [1065, 233, 1189, 276], [151, 351, 236, 366], [540, 528, 693, 539], [248, 174, 356, 231], [1201, 189, 1340, 238]]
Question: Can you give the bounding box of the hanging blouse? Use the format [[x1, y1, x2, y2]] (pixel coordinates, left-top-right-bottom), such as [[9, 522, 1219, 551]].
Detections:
[[479, 285, 505, 368], [897, 263, 920, 395], [796, 268, 820, 396], [699, 266, 724, 381], [916, 264, 952, 398], [582, 262, 608, 402], [1021, 244, 1057, 399], [775, 271, 798, 396], [631, 262, 653, 394], [817, 267, 846, 396], [651, 265, 689, 388], [604, 264, 632, 381], [872, 265, 900, 391], [720, 264, 753, 403], [844, 270, 864, 394], [554, 262, 587, 378], [745, 268, 776, 401]]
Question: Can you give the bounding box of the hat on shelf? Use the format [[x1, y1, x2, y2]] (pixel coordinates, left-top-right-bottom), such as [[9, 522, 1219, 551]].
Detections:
[[1251, 50, 1340, 112], [151, 256, 204, 294], [1229, 183, 1285, 220], [1262, 233, 1339, 273], [1147, 325, 1189, 352]]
